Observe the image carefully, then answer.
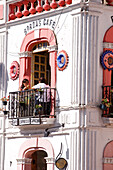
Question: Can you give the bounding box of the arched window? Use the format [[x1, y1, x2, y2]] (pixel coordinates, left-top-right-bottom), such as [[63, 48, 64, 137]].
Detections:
[[103, 141, 113, 170]]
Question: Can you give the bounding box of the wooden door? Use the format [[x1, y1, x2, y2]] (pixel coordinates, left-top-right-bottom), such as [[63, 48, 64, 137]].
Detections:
[[32, 52, 50, 86]]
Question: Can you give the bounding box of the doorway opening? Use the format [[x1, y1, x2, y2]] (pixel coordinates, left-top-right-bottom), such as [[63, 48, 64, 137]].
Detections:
[[31, 150, 48, 170], [31, 42, 51, 87]]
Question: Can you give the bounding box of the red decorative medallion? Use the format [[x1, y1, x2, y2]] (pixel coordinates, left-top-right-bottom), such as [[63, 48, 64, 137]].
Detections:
[[10, 61, 20, 80]]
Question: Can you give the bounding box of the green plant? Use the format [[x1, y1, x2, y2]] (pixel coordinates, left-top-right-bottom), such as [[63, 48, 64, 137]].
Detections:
[[101, 98, 111, 108], [35, 104, 42, 109], [1, 96, 9, 101]]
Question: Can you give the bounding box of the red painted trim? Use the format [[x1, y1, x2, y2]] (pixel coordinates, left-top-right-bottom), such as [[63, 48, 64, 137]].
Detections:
[[0, 5, 3, 20], [26, 39, 47, 51], [10, 61, 20, 80], [103, 141, 113, 170], [20, 28, 56, 52], [57, 50, 68, 71], [20, 28, 57, 88], [17, 138, 54, 170], [20, 30, 35, 52], [103, 140, 113, 157], [102, 48, 113, 86], [103, 26, 113, 43], [103, 26, 113, 86], [19, 57, 31, 87]]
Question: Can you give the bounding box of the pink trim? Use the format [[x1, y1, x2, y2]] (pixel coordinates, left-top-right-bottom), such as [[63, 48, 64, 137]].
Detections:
[[103, 141, 113, 170], [20, 28, 57, 88], [103, 141, 113, 157], [17, 138, 54, 170], [103, 27, 113, 86], [19, 57, 31, 88], [20, 29, 56, 52], [10, 61, 20, 80], [20, 31, 34, 52], [8, 0, 72, 21], [0, 5, 3, 20], [103, 26, 113, 43]]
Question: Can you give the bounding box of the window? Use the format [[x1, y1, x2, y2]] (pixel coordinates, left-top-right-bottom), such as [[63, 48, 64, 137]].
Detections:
[[32, 52, 51, 86]]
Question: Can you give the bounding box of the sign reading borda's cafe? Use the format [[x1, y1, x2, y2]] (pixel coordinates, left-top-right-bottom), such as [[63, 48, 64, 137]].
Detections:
[[24, 18, 56, 35]]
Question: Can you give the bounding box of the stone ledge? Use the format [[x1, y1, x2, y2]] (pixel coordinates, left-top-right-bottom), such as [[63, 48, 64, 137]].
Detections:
[[102, 117, 113, 125]]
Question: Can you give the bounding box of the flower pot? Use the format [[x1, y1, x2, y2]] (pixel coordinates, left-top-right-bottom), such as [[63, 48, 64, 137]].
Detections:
[[19, 102, 25, 106], [100, 104, 107, 110], [2, 101, 7, 105], [3, 111, 8, 115]]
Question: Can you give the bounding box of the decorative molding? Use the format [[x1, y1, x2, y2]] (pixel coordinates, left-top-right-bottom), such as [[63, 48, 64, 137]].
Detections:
[[57, 50, 68, 71], [102, 117, 113, 125], [103, 42, 113, 49], [10, 61, 20, 80], [16, 158, 32, 164], [48, 45, 58, 52], [18, 51, 33, 58], [45, 157, 55, 164], [103, 157, 113, 164]]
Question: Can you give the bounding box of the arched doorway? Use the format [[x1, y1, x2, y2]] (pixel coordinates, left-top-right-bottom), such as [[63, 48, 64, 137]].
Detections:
[[31, 42, 51, 86], [103, 26, 113, 86], [17, 138, 54, 170], [31, 150, 48, 170], [103, 141, 113, 170], [19, 28, 57, 88]]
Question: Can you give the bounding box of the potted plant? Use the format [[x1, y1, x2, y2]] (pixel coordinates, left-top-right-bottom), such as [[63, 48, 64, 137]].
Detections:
[[100, 98, 111, 110], [35, 104, 42, 110], [1, 96, 9, 105], [3, 110, 9, 115], [35, 104, 42, 115], [19, 100, 25, 106]]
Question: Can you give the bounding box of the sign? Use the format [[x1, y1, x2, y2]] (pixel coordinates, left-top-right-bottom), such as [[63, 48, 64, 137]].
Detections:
[[31, 118, 40, 124], [12, 119, 18, 126], [19, 118, 30, 125], [12, 118, 41, 126], [24, 18, 56, 35]]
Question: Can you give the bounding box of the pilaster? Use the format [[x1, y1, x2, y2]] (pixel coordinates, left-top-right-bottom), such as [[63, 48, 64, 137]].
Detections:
[[70, 128, 97, 170], [71, 8, 101, 106]]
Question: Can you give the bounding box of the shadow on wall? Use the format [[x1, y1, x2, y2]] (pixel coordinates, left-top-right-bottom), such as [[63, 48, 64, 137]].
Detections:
[[0, 63, 9, 93]]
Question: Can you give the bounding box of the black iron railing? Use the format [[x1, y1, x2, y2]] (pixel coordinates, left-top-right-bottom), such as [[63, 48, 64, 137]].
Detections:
[[102, 86, 113, 117], [8, 88, 57, 119]]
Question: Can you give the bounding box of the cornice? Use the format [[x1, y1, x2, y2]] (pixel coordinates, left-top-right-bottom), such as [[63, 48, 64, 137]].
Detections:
[[18, 51, 33, 57]]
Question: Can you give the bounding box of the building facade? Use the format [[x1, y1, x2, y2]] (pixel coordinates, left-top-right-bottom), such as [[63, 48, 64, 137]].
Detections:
[[0, 0, 113, 169]]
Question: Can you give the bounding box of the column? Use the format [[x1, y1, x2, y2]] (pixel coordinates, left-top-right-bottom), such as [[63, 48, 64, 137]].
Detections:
[[17, 158, 32, 170], [71, 10, 100, 106], [19, 51, 32, 87]]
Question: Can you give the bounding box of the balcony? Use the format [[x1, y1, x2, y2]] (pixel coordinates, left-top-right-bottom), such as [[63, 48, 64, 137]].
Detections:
[[8, 0, 72, 21], [101, 86, 113, 118], [8, 87, 57, 126]]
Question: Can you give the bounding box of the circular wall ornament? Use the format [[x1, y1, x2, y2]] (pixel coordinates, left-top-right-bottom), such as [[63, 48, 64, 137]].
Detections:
[[57, 50, 68, 71], [101, 50, 113, 70], [10, 61, 20, 80]]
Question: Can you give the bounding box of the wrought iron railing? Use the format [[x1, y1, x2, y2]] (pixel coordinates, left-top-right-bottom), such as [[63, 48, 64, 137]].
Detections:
[[102, 85, 113, 117], [8, 87, 57, 119]]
